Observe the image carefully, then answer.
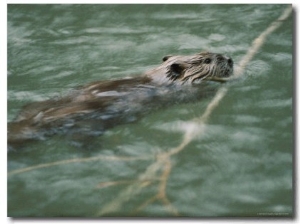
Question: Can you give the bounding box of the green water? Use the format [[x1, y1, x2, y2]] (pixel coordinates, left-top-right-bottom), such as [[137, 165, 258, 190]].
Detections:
[[7, 4, 293, 217]]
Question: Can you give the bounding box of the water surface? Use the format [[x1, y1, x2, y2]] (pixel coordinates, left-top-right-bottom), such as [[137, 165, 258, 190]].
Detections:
[[7, 4, 293, 217]]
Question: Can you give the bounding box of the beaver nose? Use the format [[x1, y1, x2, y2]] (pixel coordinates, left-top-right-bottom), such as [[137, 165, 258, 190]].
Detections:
[[227, 58, 233, 67]]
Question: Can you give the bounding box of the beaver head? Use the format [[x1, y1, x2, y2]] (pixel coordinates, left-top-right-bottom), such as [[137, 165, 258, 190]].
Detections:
[[146, 52, 233, 84]]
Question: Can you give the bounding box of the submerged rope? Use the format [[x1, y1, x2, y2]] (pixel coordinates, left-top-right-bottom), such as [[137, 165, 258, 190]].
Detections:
[[234, 5, 293, 78]]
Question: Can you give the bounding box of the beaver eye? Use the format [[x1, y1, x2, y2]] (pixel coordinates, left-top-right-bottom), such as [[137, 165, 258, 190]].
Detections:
[[204, 58, 211, 64]]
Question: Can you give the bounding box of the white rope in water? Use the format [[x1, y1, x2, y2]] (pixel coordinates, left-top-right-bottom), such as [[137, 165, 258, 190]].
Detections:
[[234, 5, 293, 78]]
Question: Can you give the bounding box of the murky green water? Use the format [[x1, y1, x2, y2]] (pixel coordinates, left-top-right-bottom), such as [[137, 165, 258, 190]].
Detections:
[[7, 4, 293, 217]]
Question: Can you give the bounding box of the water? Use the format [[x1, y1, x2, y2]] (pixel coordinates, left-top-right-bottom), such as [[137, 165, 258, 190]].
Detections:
[[7, 4, 293, 217]]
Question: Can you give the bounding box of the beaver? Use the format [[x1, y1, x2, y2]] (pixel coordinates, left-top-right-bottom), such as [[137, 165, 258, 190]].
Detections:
[[8, 52, 233, 150]]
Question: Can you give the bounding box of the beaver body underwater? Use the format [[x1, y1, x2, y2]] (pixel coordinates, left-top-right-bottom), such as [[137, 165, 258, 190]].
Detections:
[[8, 52, 233, 150]]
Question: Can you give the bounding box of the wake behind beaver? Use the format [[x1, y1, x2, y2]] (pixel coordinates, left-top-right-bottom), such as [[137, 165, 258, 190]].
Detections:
[[8, 51, 233, 151]]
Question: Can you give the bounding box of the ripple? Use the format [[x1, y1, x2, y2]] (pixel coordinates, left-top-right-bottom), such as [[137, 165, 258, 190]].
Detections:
[[8, 90, 57, 101], [42, 70, 75, 81], [208, 33, 226, 42], [84, 26, 152, 34], [257, 98, 292, 108]]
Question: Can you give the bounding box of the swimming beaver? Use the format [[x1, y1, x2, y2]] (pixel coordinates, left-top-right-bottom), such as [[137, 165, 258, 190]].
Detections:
[[8, 52, 233, 150]]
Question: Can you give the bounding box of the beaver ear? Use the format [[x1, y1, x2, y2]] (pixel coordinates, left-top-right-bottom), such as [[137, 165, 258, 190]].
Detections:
[[162, 55, 173, 62], [167, 62, 189, 81]]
